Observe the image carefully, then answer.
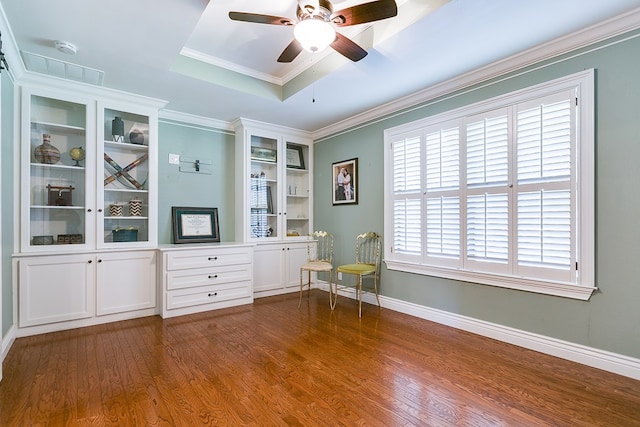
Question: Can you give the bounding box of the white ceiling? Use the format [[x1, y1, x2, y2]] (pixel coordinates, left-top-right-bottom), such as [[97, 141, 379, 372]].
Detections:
[[2, 0, 640, 134]]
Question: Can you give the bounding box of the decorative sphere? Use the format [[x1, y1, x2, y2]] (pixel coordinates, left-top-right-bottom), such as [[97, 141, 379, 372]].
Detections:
[[69, 146, 86, 162]]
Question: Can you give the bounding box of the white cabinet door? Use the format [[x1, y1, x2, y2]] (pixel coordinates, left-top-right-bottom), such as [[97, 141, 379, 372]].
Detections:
[[284, 243, 308, 291], [253, 243, 284, 294], [19, 254, 95, 327], [253, 242, 308, 296], [96, 250, 156, 316]]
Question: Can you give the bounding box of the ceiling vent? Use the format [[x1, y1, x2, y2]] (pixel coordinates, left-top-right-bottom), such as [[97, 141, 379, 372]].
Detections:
[[21, 51, 104, 86]]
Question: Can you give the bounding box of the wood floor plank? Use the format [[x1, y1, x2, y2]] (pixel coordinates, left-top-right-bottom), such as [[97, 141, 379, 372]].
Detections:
[[1, 290, 640, 426]]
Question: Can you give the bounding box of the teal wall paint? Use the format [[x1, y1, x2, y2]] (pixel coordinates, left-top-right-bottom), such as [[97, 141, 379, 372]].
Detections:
[[1, 71, 14, 337], [314, 30, 640, 359], [157, 121, 236, 244]]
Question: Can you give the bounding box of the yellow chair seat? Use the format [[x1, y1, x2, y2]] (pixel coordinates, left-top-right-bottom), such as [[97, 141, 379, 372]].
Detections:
[[301, 261, 333, 272], [336, 264, 375, 275]]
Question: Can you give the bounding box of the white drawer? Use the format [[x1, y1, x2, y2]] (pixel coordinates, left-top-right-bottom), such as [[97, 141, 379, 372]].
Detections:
[[166, 247, 251, 271], [166, 264, 251, 291], [166, 281, 252, 310]]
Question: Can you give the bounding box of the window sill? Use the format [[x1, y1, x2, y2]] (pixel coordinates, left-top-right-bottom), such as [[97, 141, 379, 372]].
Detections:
[[384, 260, 597, 300]]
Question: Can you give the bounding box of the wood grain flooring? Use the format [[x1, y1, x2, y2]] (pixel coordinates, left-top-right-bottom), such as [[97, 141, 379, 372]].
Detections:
[[1, 290, 639, 426]]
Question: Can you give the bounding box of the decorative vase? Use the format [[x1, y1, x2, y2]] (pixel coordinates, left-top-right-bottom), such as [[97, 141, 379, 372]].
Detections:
[[129, 198, 143, 216], [112, 116, 124, 142], [34, 134, 60, 164], [129, 129, 145, 145]]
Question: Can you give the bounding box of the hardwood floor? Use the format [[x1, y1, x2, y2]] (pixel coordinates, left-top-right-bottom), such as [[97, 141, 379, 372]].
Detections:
[[1, 290, 639, 426]]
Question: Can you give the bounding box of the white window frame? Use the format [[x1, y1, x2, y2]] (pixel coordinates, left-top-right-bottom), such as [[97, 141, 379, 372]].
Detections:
[[384, 70, 596, 300]]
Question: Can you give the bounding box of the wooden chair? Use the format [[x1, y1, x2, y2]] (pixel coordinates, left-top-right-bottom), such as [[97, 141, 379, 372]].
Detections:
[[299, 231, 334, 308], [334, 232, 382, 316]]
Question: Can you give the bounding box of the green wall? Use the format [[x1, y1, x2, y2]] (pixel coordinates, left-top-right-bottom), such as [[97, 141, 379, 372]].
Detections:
[[314, 30, 640, 359], [1, 70, 14, 337], [157, 120, 235, 244]]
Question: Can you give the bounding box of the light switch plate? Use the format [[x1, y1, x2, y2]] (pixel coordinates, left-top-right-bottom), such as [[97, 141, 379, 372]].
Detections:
[[168, 153, 180, 165]]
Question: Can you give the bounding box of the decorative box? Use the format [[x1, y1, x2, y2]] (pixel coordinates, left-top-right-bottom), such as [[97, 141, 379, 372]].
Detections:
[[57, 234, 83, 244], [32, 235, 54, 245], [112, 228, 138, 242], [47, 184, 74, 206]]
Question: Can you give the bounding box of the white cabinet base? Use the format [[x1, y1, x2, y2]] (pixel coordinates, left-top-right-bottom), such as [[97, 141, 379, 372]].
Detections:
[[15, 250, 158, 337], [159, 243, 254, 318]]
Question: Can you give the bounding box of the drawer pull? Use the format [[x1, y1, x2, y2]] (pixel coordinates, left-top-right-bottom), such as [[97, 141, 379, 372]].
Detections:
[[208, 292, 218, 297], [208, 274, 218, 279], [208, 256, 218, 261]]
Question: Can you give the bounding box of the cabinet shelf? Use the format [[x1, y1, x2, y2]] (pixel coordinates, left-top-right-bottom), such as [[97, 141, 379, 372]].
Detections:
[[31, 205, 85, 210], [104, 140, 149, 152], [105, 216, 149, 219], [31, 121, 85, 134], [31, 162, 85, 171]]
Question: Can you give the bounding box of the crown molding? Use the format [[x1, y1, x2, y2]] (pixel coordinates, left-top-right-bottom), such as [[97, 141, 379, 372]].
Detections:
[[0, 1, 24, 82], [160, 109, 234, 133], [312, 7, 640, 141]]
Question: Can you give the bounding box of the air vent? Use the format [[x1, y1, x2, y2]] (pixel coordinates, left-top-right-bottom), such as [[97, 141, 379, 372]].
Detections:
[[21, 51, 104, 86]]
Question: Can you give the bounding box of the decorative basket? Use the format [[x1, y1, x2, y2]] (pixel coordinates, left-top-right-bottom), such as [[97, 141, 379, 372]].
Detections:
[[112, 228, 138, 242], [109, 203, 124, 216], [129, 199, 143, 216], [58, 234, 83, 244]]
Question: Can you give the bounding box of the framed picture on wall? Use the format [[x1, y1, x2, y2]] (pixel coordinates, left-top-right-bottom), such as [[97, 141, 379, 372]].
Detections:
[[332, 158, 358, 205], [172, 206, 220, 243]]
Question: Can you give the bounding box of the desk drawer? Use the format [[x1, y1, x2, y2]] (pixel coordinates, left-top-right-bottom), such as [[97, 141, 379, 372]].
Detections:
[[166, 281, 252, 310], [166, 264, 251, 291], [166, 247, 252, 271]]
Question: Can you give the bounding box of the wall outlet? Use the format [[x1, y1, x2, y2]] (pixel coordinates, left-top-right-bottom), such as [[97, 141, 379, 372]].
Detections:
[[168, 153, 180, 165], [338, 272, 342, 280]]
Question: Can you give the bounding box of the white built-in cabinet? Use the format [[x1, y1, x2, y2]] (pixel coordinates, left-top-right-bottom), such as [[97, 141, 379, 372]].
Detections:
[[14, 83, 165, 334], [234, 118, 313, 296]]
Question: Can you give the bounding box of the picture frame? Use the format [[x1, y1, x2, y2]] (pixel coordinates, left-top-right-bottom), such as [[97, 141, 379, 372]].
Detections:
[[172, 206, 220, 244], [286, 144, 305, 169], [251, 146, 277, 163], [332, 158, 358, 205]]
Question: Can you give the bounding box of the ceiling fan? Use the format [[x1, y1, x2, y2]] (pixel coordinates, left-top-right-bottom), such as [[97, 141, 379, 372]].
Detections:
[[229, 0, 398, 63]]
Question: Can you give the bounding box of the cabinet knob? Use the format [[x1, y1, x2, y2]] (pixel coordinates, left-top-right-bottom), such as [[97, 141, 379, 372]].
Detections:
[[98, 259, 102, 263], [208, 292, 218, 297], [88, 260, 92, 264], [208, 256, 218, 261], [87, 208, 92, 213], [98, 208, 103, 213], [208, 275, 218, 279]]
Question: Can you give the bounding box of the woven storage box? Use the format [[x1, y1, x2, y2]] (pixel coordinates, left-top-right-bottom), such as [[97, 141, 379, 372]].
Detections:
[[112, 228, 138, 242], [129, 199, 143, 216]]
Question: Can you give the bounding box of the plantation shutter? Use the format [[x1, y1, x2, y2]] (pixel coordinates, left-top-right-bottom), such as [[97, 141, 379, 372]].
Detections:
[[425, 124, 461, 264], [515, 92, 574, 280], [391, 135, 422, 258], [464, 111, 510, 272]]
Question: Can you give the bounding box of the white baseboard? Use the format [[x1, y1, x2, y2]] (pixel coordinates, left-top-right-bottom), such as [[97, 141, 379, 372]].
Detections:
[[1, 324, 16, 365], [316, 282, 640, 381]]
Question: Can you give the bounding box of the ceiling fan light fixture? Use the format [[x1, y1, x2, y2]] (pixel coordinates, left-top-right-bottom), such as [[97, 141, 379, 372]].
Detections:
[[294, 18, 335, 53]]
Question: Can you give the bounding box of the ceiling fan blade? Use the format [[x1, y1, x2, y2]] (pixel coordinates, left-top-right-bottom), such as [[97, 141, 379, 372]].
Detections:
[[330, 33, 368, 62], [298, 0, 320, 16], [330, 0, 398, 27], [277, 39, 304, 63], [229, 11, 295, 26]]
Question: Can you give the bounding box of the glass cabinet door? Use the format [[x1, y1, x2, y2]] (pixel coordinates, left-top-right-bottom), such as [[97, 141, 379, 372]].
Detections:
[[23, 92, 93, 251], [249, 134, 279, 240], [99, 106, 154, 247], [284, 142, 310, 238]]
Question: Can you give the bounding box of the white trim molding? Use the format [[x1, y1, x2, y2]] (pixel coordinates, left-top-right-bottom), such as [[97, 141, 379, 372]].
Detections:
[[313, 7, 640, 141], [314, 282, 640, 381]]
